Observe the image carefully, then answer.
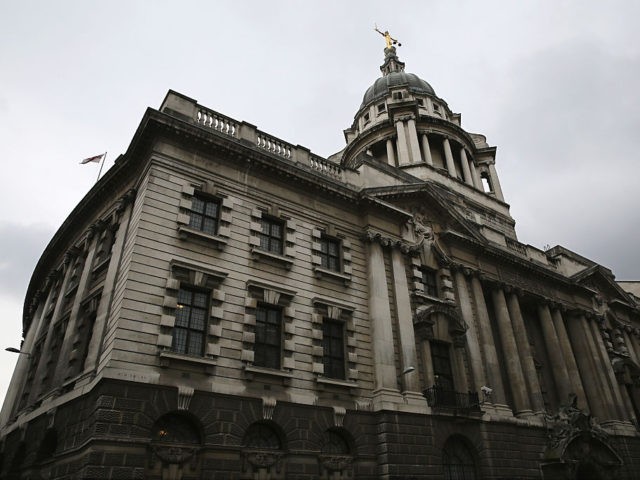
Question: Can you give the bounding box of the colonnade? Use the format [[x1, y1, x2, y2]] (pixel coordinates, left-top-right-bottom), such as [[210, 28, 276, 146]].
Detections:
[[366, 236, 638, 423], [386, 116, 505, 201]]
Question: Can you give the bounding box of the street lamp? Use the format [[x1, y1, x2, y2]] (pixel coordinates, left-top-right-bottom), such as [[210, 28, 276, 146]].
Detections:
[[5, 347, 30, 357]]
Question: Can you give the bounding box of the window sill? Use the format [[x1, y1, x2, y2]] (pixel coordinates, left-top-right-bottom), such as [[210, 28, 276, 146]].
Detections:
[[413, 291, 453, 306], [313, 266, 351, 285], [159, 351, 216, 373], [92, 256, 111, 274], [244, 365, 293, 385], [251, 248, 294, 269], [316, 376, 358, 390], [178, 225, 228, 250]]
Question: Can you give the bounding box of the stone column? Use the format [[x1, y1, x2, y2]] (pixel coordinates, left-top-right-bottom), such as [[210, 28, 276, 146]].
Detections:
[[390, 248, 420, 395], [470, 276, 506, 405], [421, 134, 433, 166], [83, 200, 133, 379], [589, 318, 627, 420], [538, 303, 573, 402], [386, 138, 396, 167], [469, 160, 482, 190], [487, 162, 505, 201], [395, 121, 410, 166], [52, 231, 99, 386], [367, 240, 400, 401], [506, 292, 545, 413], [406, 118, 422, 164], [460, 148, 473, 186], [551, 308, 587, 404], [453, 269, 485, 392], [443, 138, 457, 178], [491, 287, 531, 415]]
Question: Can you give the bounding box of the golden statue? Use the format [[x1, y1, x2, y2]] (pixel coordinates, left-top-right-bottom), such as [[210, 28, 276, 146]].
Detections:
[[374, 24, 401, 49]]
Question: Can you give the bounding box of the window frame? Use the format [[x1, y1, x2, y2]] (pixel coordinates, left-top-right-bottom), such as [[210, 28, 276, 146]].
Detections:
[[187, 194, 221, 236], [322, 318, 347, 380], [319, 235, 342, 273], [258, 216, 285, 255], [171, 287, 210, 357], [421, 268, 439, 298], [253, 304, 283, 370]]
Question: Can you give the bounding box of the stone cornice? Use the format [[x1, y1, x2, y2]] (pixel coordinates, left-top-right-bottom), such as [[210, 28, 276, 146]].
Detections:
[[362, 228, 421, 254]]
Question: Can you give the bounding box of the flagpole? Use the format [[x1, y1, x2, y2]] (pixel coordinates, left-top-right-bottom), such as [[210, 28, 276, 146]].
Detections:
[[96, 152, 107, 182]]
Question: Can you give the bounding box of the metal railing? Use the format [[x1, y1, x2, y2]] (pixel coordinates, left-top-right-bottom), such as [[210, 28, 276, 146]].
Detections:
[[423, 386, 481, 412]]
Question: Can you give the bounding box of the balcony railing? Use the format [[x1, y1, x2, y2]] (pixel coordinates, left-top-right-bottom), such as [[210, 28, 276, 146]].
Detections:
[[423, 386, 481, 413]]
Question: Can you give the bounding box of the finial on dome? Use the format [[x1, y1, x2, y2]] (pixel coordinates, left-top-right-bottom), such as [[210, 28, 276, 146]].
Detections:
[[374, 25, 405, 76]]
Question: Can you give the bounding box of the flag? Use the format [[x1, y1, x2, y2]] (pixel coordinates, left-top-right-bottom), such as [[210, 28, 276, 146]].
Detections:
[[80, 153, 105, 164]]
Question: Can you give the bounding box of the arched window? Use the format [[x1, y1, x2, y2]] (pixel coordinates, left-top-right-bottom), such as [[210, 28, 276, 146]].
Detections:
[[321, 430, 350, 455], [242, 422, 286, 479], [152, 413, 201, 445], [442, 436, 477, 480], [147, 413, 202, 480]]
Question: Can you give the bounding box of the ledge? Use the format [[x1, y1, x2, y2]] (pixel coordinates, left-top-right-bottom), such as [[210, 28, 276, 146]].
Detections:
[[250, 248, 294, 269], [413, 291, 453, 306], [159, 351, 216, 374], [316, 376, 358, 390], [91, 256, 111, 275], [244, 365, 293, 385], [178, 225, 228, 250], [313, 266, 351, 286]]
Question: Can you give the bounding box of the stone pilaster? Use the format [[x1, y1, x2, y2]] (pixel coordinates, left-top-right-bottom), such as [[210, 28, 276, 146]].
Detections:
[[538, 303, 572, 402], [460, 148, 473, 186], [406, 118, 422, 164], [506, 291, 544, 413], [395, 121, 410, 166], [452, 269, 485, 392], [551, 307, 587, 406], [491, 286, 531, 415], [366, 240, 401, 408], [469, 276, 506, 406], [390, 248, 420, 396]]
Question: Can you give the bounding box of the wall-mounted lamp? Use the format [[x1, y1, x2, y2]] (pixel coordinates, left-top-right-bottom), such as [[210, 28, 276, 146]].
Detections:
[[5, 347, 30, 357], [401, 366, 415, 375]]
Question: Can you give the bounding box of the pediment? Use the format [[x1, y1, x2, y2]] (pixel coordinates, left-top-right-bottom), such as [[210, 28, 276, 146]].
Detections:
[[572, 265, 633, 306]]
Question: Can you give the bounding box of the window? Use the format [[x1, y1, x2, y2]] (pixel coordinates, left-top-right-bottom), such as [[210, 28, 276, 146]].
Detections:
[[417, 98, 425, 106], [363, 112, 370, 124], [431, 341, 454, 391], [377, 103, 386, 113], [188, 195, 220, 235], [319, 236, 341, 272], [422, 268, 438, 297], [172, 288, 208, 356], [259, 217, 284, 254], [255, 305, 282, 369], [322, 319, 346, 379], [244, 423, 281, 450]]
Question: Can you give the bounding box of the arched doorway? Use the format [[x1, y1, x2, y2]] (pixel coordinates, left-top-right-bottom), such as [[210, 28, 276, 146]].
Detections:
[[147, 412, 202, 480]]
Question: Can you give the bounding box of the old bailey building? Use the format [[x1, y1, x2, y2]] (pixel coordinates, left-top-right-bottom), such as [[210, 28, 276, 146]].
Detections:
[[1, 37, 640, 480]]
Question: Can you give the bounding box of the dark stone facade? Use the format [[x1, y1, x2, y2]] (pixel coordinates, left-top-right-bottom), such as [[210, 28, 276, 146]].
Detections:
[[3, 378, 640, 479]]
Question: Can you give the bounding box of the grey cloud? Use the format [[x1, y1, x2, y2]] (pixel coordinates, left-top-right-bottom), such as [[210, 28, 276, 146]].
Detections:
[[0, 223, 54, 299]]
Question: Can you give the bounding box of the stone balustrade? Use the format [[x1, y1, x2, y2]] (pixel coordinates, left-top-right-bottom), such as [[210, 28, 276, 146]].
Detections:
[[160, 91, 344, 181]]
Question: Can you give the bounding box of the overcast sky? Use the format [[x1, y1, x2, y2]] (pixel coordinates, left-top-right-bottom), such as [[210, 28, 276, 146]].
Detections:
[[1, 1, 639, 404]]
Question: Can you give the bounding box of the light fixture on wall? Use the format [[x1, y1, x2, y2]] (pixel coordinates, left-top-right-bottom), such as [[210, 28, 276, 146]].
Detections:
[[481, 385, 493, 402], [5, 347, 30, 357]]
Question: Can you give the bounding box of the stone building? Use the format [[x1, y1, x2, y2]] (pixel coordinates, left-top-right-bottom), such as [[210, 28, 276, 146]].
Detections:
[[1, 45, 640, 479]]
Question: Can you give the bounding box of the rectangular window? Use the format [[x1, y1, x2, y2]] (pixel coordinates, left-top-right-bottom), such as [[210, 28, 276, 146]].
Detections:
[[254, 305, 282, 369], [319, 236, 341, 272], [431, 341, 454, 391], [172, 288, 208, 356], [259, 217, 284, 254], [189, 195, 220, 235], [422, 268, 438, 297], [322, 319, 346, 379]]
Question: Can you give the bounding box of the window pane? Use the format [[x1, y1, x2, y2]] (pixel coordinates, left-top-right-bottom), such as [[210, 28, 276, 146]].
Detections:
[[189, 214, 203, 230], [193, 292, 208, 308], [178, 289, 193, 305], [187, 332, 203, 355], [204, 202, 218, 217], [175, 306, 191, 327], [191, 197, 205, 214], [172, 329, 187, 354], [202, 218, 216, 235]]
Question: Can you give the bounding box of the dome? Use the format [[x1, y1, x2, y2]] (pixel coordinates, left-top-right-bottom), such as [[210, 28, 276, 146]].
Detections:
[[360, 71, 436, 109]]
